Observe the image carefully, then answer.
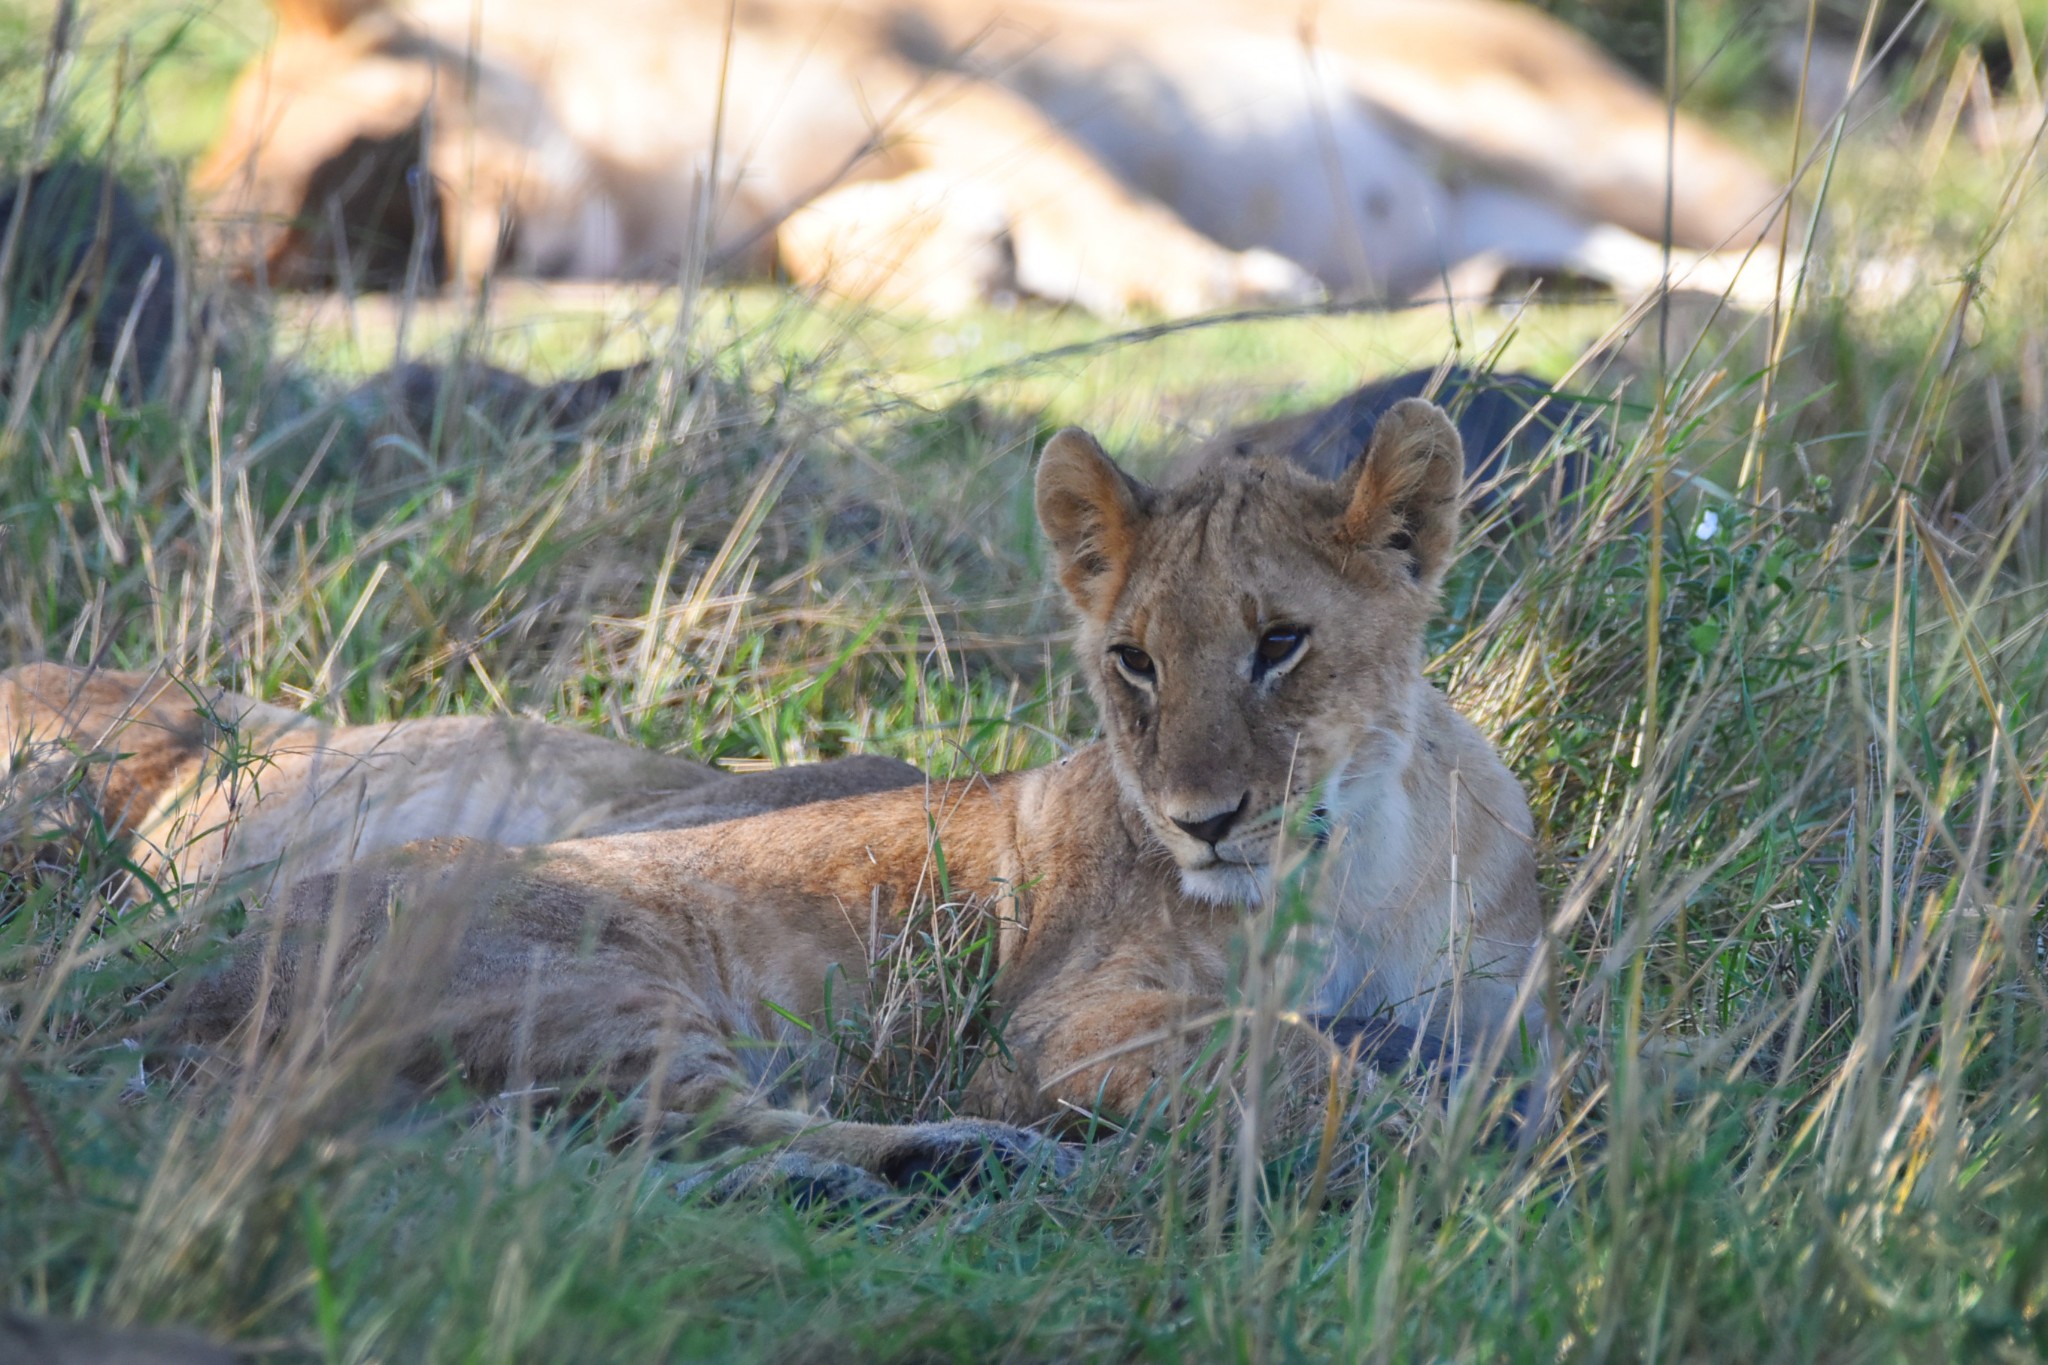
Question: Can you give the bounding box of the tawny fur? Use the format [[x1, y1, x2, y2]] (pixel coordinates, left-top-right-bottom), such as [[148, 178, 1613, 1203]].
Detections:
[[0, 662, 919, 895], [198, 0, 1785, 312], [2, 400, 1542, 1179]]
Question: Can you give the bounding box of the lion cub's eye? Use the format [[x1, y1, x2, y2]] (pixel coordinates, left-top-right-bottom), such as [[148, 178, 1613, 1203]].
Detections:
[[1111, 644, 1157, 683], [1253, 626, 1307, 675]]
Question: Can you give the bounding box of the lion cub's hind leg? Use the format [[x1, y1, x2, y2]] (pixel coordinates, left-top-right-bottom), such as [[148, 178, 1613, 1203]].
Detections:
[[166, 837, 1068, 1197]]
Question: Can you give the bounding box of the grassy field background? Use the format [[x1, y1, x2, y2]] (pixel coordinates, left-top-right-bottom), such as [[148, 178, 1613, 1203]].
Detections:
[[4, 1, 2048, 1360]]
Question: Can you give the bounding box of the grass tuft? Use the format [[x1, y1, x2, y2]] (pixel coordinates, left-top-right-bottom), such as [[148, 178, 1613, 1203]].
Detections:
[[4, 2, 2048, 1358]]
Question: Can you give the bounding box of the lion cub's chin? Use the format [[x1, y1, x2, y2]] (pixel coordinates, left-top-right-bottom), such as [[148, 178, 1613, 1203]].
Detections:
[[1177, 860, 1274, 906]]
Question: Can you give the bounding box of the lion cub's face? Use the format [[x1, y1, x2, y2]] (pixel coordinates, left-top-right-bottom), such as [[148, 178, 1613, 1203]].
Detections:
[[1036, 399, 1463, 903]]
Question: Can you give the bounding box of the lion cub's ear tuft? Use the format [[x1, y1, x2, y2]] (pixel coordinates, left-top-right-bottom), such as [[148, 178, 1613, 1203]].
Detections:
[[1335, 398, 1463, 588], [1036, 428, 1152, 617]]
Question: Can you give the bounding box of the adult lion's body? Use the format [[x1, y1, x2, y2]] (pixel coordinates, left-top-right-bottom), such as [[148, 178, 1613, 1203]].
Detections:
[[199, 0, 1783, 313], [3, 401, 1542, 1185]]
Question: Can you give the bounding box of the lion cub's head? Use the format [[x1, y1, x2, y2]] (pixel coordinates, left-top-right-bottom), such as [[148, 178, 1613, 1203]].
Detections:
[[1036, 399, 1463, 903]]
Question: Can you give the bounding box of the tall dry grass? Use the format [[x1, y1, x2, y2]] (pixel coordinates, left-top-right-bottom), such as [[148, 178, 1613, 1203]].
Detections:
[[3, 0, 2048, 1358]]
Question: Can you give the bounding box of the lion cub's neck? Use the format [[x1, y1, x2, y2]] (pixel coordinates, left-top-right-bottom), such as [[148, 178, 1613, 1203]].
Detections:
[[1308, 688, 1539, 1039]]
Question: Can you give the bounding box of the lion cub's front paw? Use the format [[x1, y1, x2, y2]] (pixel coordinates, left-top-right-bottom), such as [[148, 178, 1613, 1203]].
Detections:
[[674, 1152, 895, 1209], [672, 1122, 1074, 1207], [876, 1118, 1076, 1192]]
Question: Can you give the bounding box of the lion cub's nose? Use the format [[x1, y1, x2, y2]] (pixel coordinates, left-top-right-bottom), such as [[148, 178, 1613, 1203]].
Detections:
[[1172, 794, 1249, 848]]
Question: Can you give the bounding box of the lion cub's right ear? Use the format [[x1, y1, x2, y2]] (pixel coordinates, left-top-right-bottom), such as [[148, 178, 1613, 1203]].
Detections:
[[1036, 428, 1152, 617]]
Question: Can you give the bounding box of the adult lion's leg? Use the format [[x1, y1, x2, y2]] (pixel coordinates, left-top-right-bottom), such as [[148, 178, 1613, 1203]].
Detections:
[[792, 68, 1317, 319], [776, 171, 1014, 317]]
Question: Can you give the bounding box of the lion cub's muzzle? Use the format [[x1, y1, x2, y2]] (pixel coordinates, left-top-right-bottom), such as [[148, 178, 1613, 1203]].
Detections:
[[1168, 784, 1329, 852], [1156, 785, 1331, 901], [1159, 790, 1263, 872]]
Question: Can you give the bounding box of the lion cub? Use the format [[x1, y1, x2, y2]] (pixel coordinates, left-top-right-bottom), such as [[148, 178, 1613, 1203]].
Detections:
[[1, 400, 1541, 1187]]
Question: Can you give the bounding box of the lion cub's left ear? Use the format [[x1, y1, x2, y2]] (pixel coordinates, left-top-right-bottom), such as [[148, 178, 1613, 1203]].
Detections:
[[1335, 398, 1464, 589], [1036, 427, 1154, 617]]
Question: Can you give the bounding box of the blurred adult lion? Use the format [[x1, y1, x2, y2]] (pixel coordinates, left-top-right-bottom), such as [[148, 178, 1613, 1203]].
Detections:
[[200, 0, 1785, 315], [3, 401, 1544, 1189]]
